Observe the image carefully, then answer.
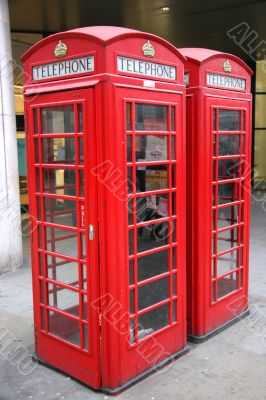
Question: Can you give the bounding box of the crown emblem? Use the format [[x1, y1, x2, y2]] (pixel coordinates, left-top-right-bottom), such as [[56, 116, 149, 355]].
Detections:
[[142, 41, 155, 58], [224, 59, 232, 73], [54, 40, 67, 57]]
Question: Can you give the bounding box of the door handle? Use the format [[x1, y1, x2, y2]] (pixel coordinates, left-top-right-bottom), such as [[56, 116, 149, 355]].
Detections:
[[88, 224, 95, 241]]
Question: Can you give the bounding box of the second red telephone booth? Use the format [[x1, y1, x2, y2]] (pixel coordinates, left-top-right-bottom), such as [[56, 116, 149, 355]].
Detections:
[[179, 48, 253, 342]]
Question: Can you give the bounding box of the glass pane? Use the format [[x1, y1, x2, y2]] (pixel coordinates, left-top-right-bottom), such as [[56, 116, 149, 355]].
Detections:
[[34, 108, 38, 134], [127, 135, 132, 162], [135, 135, 168, 161], [79, 169, 84, 197], [137, 222, 169, 253], [44, 198, 77, 227], [171, 106, 175, 131], [128, 229, 134, 256], [138, 277, 169, 311], [217, 272, 238, 299], [138, 304, 169, 339], [42, 138, 75, 164], [218, 135, 240, 155], [126, 103, 132, 130], [127, 167, 134, 193], [218, 205, 239, 230], [128, 198, 133, 225], [137, 250, 169, 282], [217, 228, 238, 253], [129, 260, 134, 285], [49, 310, 80, 346], [218, 159, 240, 180], [218, 182, 239, 205], [46, 227, 78, 258], [79, 138, 84, 164], [136, 194, 168, 222], [78, 104, 83, 132], [43, 168, 76, 196], [135, 104, 167, 131], [47, 256, 79, 288], [137, 167, 168, 193], [217, 249, 238, 275], [218, 110, 240, 131], [213, 110, 217, 131], [41, 105, 74, 133], [171, 136, 176, 159], [48, 283, 79, 316]]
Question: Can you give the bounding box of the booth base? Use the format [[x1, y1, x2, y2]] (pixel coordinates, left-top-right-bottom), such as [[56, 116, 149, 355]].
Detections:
[[32, 346, 189, 395], [188, 309, 250, 344]]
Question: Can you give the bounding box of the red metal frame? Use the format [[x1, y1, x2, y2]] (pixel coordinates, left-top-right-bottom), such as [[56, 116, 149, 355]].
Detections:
[[23, 27, 187, 393], [179, 48, 253, 340]]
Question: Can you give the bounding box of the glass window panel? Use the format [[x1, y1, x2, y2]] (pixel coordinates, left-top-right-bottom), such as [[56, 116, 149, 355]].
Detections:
[[171, 106, 175, 131], [135, 135, 168, 161], [44, 198, 77, 227], [218, 159, 240, 180], [137, 222, 169, 253], [81, 234, 86, 259], [172, 247, 177, 270], [212, 160, 217, 181], [137, 167, 168, 193], [127, 167, 134, 193], [36, 168, 40, 192], [47, 256, 79, 288], [217, 228, 238, 253], [127, 135, 132, 162], [43, 168, 76, 196], [128, 198, 133, 225], [78, 104, 83, 132], [82, 264, 87, 290], [172, 273, 177, 296], [129, 289, 135, 314], [48, 283, 79, 317], [217, 272, 238, 299], [255, 94, 266, 128], [218, 110, 240, 131], [128, 229, 134, 256], [126, 103, 132, 131], [38, 225, 42, 248], [138, 304, 169, 339], [171, 136, 176, 159], [79, 138, 84, 164], [34, 139, 39, 163], [135, 104, 167, 131], [213, 134, 217, 156], [217, 249, 238, 276], [218, 205, 239, 230], [49, 310, 80, 346], [41, 308, 46, 330], [138, 277, 169, 310], [137, 249, 168, 282], [218, 182, 239, 205], [46, 227, 78, 258], [129, 260, 134, 285], [136, 194, 168, 223], [213, 110, 217, 131], [41, 105, 74, 133], [82, 295, 88, 320], [83, 324, 88, 350], [34, 108, 38, 134], [130, 319, 137, 344], [79, 169, 84, 197], [218, 135, 240, 155], [42, 138, 75, 164], [172, 299, 177, 323]]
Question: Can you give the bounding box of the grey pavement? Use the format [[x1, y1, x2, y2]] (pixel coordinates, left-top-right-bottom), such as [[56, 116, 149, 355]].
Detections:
[[0, 193, 266, 400]]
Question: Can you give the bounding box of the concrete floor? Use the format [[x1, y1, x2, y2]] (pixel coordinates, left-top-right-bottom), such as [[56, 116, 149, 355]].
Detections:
[[0, 194, 266, 400]]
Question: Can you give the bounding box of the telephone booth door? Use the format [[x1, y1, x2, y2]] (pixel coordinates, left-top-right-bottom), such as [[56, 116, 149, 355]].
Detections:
[[26, 88, 101, 389]]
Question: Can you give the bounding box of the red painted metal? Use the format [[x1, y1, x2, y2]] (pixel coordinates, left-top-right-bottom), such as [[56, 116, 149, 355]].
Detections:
[[23, 26, 187, 393], [179, 48, 253, 341]]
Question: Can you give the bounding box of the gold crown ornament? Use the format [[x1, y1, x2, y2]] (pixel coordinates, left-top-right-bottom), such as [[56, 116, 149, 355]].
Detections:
[[142, 41, 155, 58], [223, 59, 232, 73], [54, 40, 67, 57]]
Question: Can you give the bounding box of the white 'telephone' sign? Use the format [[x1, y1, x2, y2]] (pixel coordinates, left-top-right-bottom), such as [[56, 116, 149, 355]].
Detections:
[[32, 56, 95, 80], [117, 56, 176, 80], [207, 72, 246, 90]]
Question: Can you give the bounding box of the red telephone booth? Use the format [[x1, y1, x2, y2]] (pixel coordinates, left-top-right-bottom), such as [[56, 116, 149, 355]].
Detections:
[[178, 48, 253, 342], [22, 26, 187, 393]]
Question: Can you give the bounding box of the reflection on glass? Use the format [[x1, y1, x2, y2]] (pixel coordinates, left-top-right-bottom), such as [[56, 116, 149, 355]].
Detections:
[[217, 272, 238, 299], [218, 182, 238, 205], [138, 304, 169, 339], [49, 310, 80, 346], [43, 168, 76, 196], [138, 277, 169, 310], [218, 159, 240, 180], [42, 138, 75, 164], [218, 135, 240, 155], [136, 194, 168, 222], [135, 104, 167, 131], [218, 110, 240, 131], [42, 105, 74, 133], [136, 135, 168, 161], [217, 249, 238, 275], [137, 250, 168, 282], [218, 205, 239, 230], [47, 256, 79, 287], [137, 222, 169, 253], [44, 198, 77, 227], [137, 167, 167, 192], [48, 283, 79, 316], [217, 228, 238, 253], [46, 227, 78, 258]]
